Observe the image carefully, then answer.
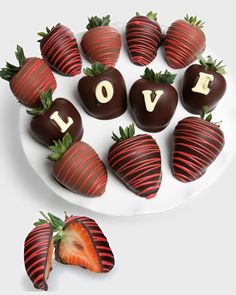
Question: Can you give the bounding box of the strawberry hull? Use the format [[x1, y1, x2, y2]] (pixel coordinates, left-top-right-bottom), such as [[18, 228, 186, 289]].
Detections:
[[81, 26, 121, 67], [172, 117, 225, 182], [24, 223, 53, 291], [10, 58, 56, 107], [108, 134, 162, 198], [55, 216, 115, 273], [40, 24, 82, 76]]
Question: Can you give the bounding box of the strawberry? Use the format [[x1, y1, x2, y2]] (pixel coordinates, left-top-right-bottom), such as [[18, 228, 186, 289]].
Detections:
[[108, 124, 162, 199], [126, 11, 162, 66], [172, 106, 225, 182], [182, 55, 227, 114], [48, 133, 107, 197], [164, 14, 206, 69], [0, 45, 56, 107], [24, 222, 54, 291], [129, 68, 178, 132], [81, 15, 121, 67], [55, 214, 115, 273], [78, 62, 127, 119], [38, 23, 82, 76], [27, 89, 83, 146]]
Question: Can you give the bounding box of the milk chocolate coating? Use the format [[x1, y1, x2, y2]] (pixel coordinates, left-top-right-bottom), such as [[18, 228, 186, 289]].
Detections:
[[78, 68, 127, 120], [182, 64, 226, 114], [129, 79, 178, 132], [31, 98, 83, 146]]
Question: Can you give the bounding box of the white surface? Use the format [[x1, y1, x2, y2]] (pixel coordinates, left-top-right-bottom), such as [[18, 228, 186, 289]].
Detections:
[[1, 0, 236, 293], [19, 23, 236, 216]]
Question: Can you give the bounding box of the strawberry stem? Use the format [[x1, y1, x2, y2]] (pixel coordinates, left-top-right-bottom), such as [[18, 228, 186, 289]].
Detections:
[[200, 106, 222, 126], [37, 23, 61, 40], [27, 88, 53, 116], [136, 11, 157, 21], [184, 14, 205, 29], [48, 133, 73, 161], [0, 45, 26, 81], [198, 54, 226, 75], [112, 123, 135, 142], [86, 15, 111, 30], [83, 62, 108, 76], [141, 68, 176, 84]]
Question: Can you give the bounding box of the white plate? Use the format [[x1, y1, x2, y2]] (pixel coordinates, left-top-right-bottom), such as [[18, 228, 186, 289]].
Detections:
[[19, 23, 236, 216]]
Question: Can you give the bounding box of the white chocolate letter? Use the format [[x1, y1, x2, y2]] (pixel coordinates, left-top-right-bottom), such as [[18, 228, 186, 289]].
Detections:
[[95, 80, 114, 103], [142, 90, 164, 112], [191, 72, 214, 95], [50, 111, 73, 133]]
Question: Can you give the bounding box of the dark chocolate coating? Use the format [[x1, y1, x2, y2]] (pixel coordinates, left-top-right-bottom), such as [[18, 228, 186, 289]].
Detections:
[[129, 79, 178, 132], [108, 134, 162, 199], [172, 116, 225, 182], [31, 98, 83, 146], [77, 68, 127, 120], [182, 64, 226, 114]]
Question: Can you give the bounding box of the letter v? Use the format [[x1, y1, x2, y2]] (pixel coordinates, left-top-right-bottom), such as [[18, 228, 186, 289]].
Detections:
[[142, 90, 164, 112]]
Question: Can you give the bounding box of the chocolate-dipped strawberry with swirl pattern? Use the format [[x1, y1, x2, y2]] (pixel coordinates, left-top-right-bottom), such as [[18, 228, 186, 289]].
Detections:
[[126, 11, 162, 66], [172, 107, 225, 182], [38, 24, 82, 76], [81, 15, 121, 67], [0, 45, 56, 107], [108, 124, 162, 199], [24, 223, 53, 291], [48, 133, 107, 197], [164, 14, 206, 69]]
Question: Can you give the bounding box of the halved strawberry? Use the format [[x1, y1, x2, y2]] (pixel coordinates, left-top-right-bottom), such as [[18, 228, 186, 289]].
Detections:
[[24, 223, 54, 291], [55, 215, 115, 273], [0, 45, 56, 107]]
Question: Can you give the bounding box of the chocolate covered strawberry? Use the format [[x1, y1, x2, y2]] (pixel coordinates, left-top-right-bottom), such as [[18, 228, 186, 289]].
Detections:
[[27, 89, 83, 146], [24, 222, 53, 291], [172, 107, 225, 182], [78, 62, 127, 119], [0, 45, 56, 107], [108, 124, 162, 199], [164, 14, 206, 69], [38, 24, 82, 76], [81, 15, 121, 67], [55, 214, 115, 273], [182, 55, 227, 114], [130, 68, 178, 132], [126, 11, 162, 66], [48, 133, 107, 197]]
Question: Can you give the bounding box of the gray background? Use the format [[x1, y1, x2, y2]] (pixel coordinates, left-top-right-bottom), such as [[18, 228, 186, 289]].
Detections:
[[0, 0, 235, 293]]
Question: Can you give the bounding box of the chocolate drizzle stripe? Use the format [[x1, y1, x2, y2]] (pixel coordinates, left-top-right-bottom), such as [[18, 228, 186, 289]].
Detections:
[[81, 27, 121, 67], [40, 25, 82, 76], [53, 142, 107, 196], [108, 134, 162, 198], [24, 224, 53, 290], [10, 58, 56, 107], [164, 20, 205, 68], [126, 16, 162, 65], [65, 217, 114, 273], [173, 117, 224, 182]]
